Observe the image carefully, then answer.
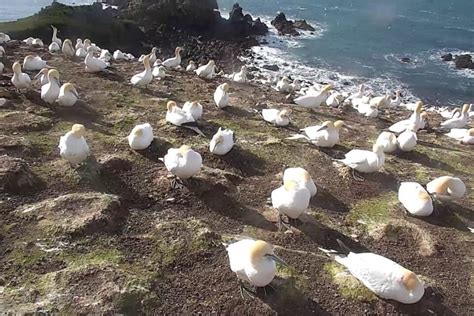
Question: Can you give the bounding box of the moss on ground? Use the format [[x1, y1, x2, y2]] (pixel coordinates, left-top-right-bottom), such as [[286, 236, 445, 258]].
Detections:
[[347, 191, 398, 231]]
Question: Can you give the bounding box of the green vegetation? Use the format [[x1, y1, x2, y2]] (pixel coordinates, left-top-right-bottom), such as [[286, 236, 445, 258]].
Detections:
[[347, 191, 398, 231]]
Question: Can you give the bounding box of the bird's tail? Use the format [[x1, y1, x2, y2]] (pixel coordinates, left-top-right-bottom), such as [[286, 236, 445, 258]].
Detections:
[[286, 134, 310, 141], [318, 239, 351, 260], [182, 125, 205, 137]]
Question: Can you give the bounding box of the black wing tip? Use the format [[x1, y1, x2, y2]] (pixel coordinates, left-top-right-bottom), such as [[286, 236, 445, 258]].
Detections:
[[336, 238, 352, 255]]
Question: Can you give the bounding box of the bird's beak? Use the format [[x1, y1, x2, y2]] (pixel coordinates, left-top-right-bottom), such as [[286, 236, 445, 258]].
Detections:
[[316, 125, 328, 132], [265, 254, 288, 267], [72, 89, 79, 99]]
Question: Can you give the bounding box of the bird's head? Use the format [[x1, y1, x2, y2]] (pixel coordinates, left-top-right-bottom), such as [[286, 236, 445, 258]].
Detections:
[[143, 54, 151, 68], [190, 101, 199, 108], [249, 240, 287, 267], [279, 109, 291, 119], [284, 180, 298, 191], [221, 83, 230, 92], [166, 101, 177, 111], [24, 54, 35, 63], [415, 101, 424, 113], [334, 120, 345, 130], [208, 60, 215, 66], [399, 269, 421, 294], [321, 84, 333, 93], [132, 126, 144, 137], [34, 67, 49, 79], [12, 62, 22, 73], [71, 124, 85, 137], [317, 121, 334, 131], [299, 169, 311, 182], [372, 142, 384, 154], [176, 47, 183, 54], [462, 103, 470, 114], [468, 128, 474, 137], [48, 69, 60, 80], [179, 145, 191, 155], [63, 82, 77, 94], [189, 60, 195, 65], [417, 189, 431, 201]]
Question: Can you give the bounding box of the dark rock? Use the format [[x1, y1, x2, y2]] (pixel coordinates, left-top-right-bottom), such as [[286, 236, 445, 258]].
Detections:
[[441, 53, 453, 61], [247, 66, 259, 72], [294, 20, 315, 31], [0, 155, 42, 194], [454, 54, 474, 69], [401, 57, 411, 63], [271, 12, 300, 36], [262, 64, 279, 71], [218, 3, 268, 37]]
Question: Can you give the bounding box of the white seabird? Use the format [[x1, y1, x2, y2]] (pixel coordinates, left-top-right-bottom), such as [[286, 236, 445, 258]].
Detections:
[[214, 83, 229, 109], [128, 123, 154, 150], [58, 82, 79, 107], [398, 182, 433, 217], [41, 69, 60, 104], [59, 124, 90, 166], [210, 128, 234, 155]]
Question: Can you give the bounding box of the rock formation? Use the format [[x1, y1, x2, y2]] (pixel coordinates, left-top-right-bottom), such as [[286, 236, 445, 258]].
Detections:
[[454, 54, 474, 69], [271, 12, 300, 36]]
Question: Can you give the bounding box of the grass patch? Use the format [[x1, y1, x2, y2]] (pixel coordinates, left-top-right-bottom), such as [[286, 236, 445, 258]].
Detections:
[[347, 192, 398, 230]]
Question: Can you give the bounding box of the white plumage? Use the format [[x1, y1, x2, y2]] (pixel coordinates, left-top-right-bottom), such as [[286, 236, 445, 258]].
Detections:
[[59, 124, 90, 166], [214, 83, 229, 108], [165, 101, 195, 126], [294, 84, 332, 108], [163, 145, 202, 179], [41, 69, 60, 104], [182, 101, 203, 120], [23, 55, 48, 71], [445, 128, 474, 144], [271, 180, 311, 220], [128, 123, 154, 150], [289, 120, 344, 148], [375, 131, 398, 153], [210, 128, 234, 155], [398, 182, 433, 216], [162, 47, 182, 69], [58, 83, 79, 107], [11, 62, 31, 90], [338, 144, 385, 173], [283, 167, 317, 197], [262, 109, 291, 126], [195, 60, 216, 79], [426, 176, 466, 201], [397, 127, 417, 152], [131, 55, 152, 87]]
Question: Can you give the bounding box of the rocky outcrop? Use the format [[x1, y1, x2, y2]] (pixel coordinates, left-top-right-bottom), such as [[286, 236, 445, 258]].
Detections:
[[454, 54, 474, 69], [271, 12, 300, 36], [294, 20, 315, 31], [271, 13, 316, 36], [0, 155, 42, 194], [0, 2, 146, 56], [441, 53, 453, 61], [16, 192, 126, 236], [225, 3, 268, 36]]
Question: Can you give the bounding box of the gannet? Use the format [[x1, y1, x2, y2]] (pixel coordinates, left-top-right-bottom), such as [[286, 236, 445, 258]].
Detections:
[[48, 42, 60, 53], [139, 47, 158, 64], [128, 123, 154, 150], [445, 128, 474, 144], [0, 46, 4, 57], [214, 83, 229, 108], [162, 47, 183, 69], [0, 32, 11, 44], [351, 95, 371, 109], [261, 108, 291, 126], [283, 167, 317, 197], [426, 176, 466, 201], [23, 37, 34, 46], [163, 145, 202, 179], [226, 239, 287, 297], [75, 39, 84, 50], [271, 180, 311, 229], [131, 55, 152, 87], [357, 100, 379, 118], [34, 68, 49, 85], [113, 49, 126, 61], [288, 120, 344, 148], [41, 69, 60, 104], [152, 65, 166, 79], [388, 101, 424, 133], [75, 46, 87, 58], [347, 84, 366, 101], [338, 143, 385, 178], [231, 66, 248, 83], [165, 101, 195, 126], [369, 95, 391, 107], [62, 39, 75, 59], [83, 39, 92, 51], [275, 76, 291, 93], [32, 38, 44, 47], [23, 55, 48, 71], [375, 131, 398, 153], [58, 82, 79, 107], [196, 60, 216, 79], [210, 128, 234, 155], [182, 101, 203, 120], [440, 104, 470, 129], [398, 182, 433, 217], [290, 79, 301, 92], [59, 124, 90, 166], [320, 240, 424, 304], [389, 91, 401, 107], [11, 62, 31, 90], [186, 60, 196, 72], [51, 25, 62, 46], [294, 84, 332, 108], [397, 125, 417, 152], [99, 49, 112, 62], [326, 92, 345, 108], [84, 47, 108, 72]]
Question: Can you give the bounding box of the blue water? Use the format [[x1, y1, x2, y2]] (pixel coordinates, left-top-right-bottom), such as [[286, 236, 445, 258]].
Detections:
[[1, 0, 473, 105], [218, 0, 474, 105]]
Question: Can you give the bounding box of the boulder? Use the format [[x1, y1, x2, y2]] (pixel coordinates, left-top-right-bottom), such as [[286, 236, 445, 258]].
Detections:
[[271, 12, 300, 36], [441, 53, 453, 62], [293, 20, 315, 31], [401, 57, 411, 63], [225, 3, 268, 36], [263, 64, 280, 71], [16, 192, 126, 236], [454, 54, 474, 69], [0, 155, 42, 194]]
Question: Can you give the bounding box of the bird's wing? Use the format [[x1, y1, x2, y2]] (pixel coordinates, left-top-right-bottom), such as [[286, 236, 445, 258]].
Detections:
[[446, 128, 467, 140]]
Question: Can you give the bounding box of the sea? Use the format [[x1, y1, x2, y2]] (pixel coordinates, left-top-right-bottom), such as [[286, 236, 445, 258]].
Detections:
[[1, 0, 473, 106]]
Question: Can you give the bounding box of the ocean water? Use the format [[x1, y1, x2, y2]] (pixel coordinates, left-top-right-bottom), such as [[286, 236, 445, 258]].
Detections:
[[1, 0, 473, 105], [218, 0, 474, 106]]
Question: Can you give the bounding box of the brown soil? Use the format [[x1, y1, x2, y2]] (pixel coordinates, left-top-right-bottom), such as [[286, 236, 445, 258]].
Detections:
[[0, 43, 473, 315]]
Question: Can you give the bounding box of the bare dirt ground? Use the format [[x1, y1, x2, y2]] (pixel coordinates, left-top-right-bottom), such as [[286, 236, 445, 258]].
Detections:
[[0, 42, 473, 315]]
